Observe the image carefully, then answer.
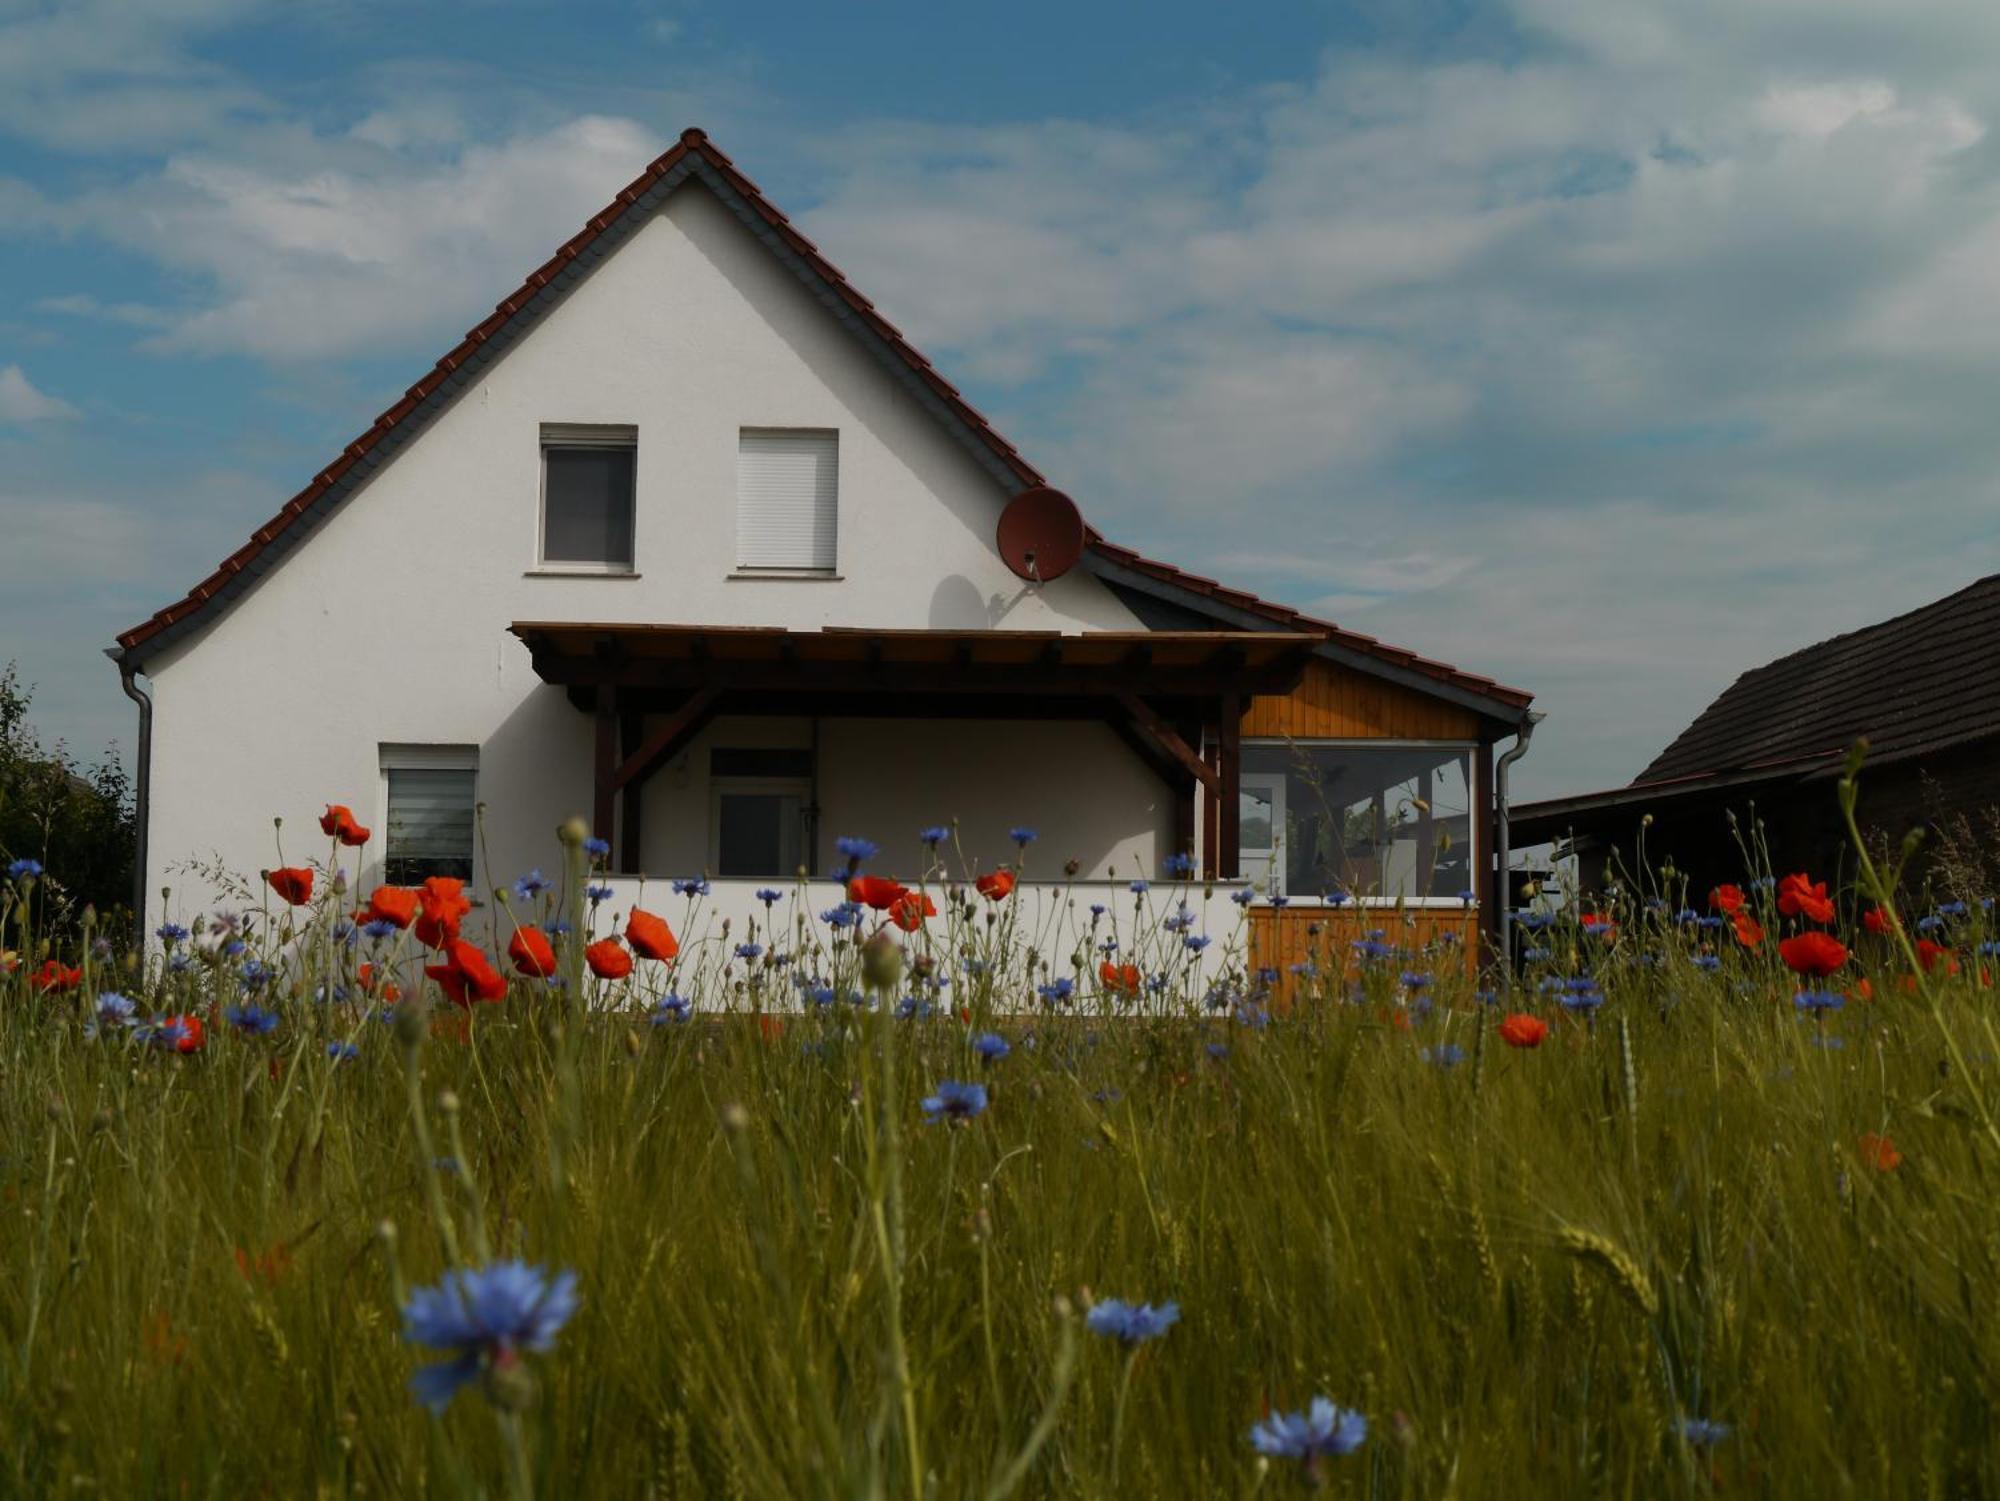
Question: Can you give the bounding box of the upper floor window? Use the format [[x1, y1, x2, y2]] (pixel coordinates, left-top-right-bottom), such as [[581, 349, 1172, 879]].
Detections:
[[737, 428, 838, 572], [540, 424, 636, 571]]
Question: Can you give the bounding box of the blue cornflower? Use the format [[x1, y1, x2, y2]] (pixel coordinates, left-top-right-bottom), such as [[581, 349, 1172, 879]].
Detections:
[[1695, 915, 1724, 931], [755, 887, 783, 906], [1089, 903, 1107, 919], [222, 938, 248, 959], [1916, 914, 1943, 934], [1558, 987, 1603, 1015], [1582, 919, 1615, 938], [1517, 911, 1554, 932], [1008, 826, 1038, 847], [582, 836, 610, 860], [512, 870, 552, 901], [1249, 1398, 1368, 1464], [1693, 954, 1721, 971], [1037, 977, 1075, 1005], [155, 922, 190, 946], [326, 1040, 360, 1064], [1675, 908, 1701, 925], [1400, 971, 1431, 991], [1523, 946, 1552, 963], [167, 954, 192, 974], [1681, 1418, 1731, 1446], [1423, 1043, 1466, 1067], [651, 995, 691, 1024], [1207, 1042, 1230, 1059], [1793, 990, 1845, 1013], [6, 858, 43, 881], [401, 1260, 580, 1413], [919, 826, 949, 847], [227, 1003, 280, 1035], [822, 903, 861, 930], [1086, 1299, 1179, 1344], [88, 992, 137, 1037], [672, 877, 711, 898], [586, 884, 614, 904], [1980, 941, 2000, 959], [921, 1080, 988, 1122], [239, 959, 273, 991], [1164, 852, 1195, 878], [542, 918, 572, 938], [1938, 901, 1968, 918], [973, 1031, 1010, 1061], [1269, 893, 1290, 909], [1352, 938, 1391, 961], [1184, 934, 1212, 953], [362, 918, 400, 942], [1230, 887, 1256, 906], [1129, 879, 1150, 895], [1323, 889, 1350, 908], [835, 836, 879, 863], [734, 942, 764, 961], [809, 985, 837, 1007], [1100, 939, 1120, 955], [1234, 1003, 1271, 1030], [1164, 908, 1195, 932], [895, 996, 934, 1020], [1254, 966, 1280, 987], [1458, 889, 1477, 905]]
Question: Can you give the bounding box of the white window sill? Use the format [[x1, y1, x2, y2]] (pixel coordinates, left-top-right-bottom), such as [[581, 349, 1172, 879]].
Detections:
[[524, 568, 643, 579], [727, 570, 844, 582]]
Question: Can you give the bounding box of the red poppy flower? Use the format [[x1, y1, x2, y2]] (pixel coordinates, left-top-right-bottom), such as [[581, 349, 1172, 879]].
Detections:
[[367, 885, 419, 930], [357, 962, 400, 1002], [267, 867, 314, 906], [29, 959, 81, 994], [1862, 905, 1896, 936], [161, 1013, 205, 1053], [507, 925, 557, 978], [1732, 912, 1765, 948], [1498, 1012, 1547, 1049], [1850, 978, 1874, 1002], [848, 875, 909, 910], [757, 1014, 785, 1043], [415, 876, 472, 948], [1776, 873, 1834, 924], [888, 891, 936, 932], [1710, 884, 1746, 915], [975, 869, 1016, 902], [1099, 960, 1141, 995], [1857, 1132, 1902, 1172], [1916, 938, 1959, 975], [1580, 911, 1617, 937], [585, 938, 633, 980], [626, 908, 679, 962], [318, 804, 371, 848], [1779, 931, 1848, 978], [425, 938, 506, 1007]]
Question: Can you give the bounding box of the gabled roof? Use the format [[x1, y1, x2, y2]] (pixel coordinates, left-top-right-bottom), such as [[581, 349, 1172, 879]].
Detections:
[[111, 127, 1531, 722], [1638, 572, 2000, 783]]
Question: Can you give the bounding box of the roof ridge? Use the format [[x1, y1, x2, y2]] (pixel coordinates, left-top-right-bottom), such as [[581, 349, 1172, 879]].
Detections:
[[110, 127, 1530, 716]]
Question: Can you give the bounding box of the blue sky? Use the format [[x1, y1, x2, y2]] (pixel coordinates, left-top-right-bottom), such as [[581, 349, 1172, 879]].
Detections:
[[6, 0, 2000, 802]]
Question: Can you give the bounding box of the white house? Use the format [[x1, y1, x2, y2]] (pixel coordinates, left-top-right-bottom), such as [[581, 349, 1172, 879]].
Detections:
[[109, 129, 1536, 971]]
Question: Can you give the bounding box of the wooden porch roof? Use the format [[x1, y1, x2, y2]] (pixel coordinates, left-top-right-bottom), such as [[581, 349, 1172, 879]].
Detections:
[[511, 622, 1324, 699]]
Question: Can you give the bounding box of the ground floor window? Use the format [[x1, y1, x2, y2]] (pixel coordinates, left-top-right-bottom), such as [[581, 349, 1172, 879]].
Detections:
[[709, 746, 814, 878], [1240, 740, 1474, 902], [380, 745, 477, 886]]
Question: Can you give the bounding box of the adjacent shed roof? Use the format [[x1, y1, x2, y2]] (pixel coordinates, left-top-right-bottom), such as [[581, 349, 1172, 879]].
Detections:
[[111, 127, 1531, 721], [1638, 573, 2000, 782]]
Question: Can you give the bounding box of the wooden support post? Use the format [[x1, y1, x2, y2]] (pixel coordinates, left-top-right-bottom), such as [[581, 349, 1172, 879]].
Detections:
[[1473, 739, 1496, 962], [1201, 725, 1222, 881], [619, 709, 645, 875], [1218, 691, 1242, 880], [593, 685, 618, 858]]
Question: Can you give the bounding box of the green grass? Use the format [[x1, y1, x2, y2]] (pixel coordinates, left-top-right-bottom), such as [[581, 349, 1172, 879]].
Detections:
[[4, 836, 2000, 1497]]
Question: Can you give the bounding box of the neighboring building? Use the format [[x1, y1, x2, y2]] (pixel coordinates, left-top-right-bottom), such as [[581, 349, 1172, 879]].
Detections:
[[1512, 574, 2000, 898], [109, 128, 1533, 968]]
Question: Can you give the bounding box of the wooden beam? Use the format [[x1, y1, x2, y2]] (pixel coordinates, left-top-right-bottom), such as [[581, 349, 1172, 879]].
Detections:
[[1218, 691, 1242, 881], [612, 687, 721, 792], [1201, 727, 1221, 881], [1115, 692, 1220, 794], [525, 657, 1308, 698], [593, 685, 618, 853]]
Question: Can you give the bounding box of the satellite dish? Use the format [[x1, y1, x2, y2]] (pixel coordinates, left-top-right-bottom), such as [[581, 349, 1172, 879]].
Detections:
[[997, 485, 1085, 583]]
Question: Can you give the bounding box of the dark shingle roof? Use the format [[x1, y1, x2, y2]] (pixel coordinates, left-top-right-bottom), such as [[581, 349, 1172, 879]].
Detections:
[[1638, 573, 2000, 782]]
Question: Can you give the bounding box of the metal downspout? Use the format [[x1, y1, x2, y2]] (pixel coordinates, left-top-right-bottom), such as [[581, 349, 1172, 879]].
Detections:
[[1494, 711, 1544, 960], [108, 648, 153, 938]]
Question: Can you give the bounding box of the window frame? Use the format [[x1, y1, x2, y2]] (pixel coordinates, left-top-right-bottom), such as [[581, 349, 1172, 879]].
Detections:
[[1237, 737, 1479, 908], [537, 423, 638, 575], [734, 426, 839, 576], [707, 773, 814, 879], [377, 744, 480, 890]]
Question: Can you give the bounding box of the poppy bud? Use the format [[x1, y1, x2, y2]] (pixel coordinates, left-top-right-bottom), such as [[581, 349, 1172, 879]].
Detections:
[[720, 1102, 750, 1133], [558, 816, 591, 849], [860, 929, 903, 991], [393, 993, 433, 1049], [483, 1353, 536, 1413]]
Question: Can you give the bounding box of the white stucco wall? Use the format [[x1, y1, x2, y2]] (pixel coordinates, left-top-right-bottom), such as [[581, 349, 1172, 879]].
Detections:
[[138, 180, 1153, 928]]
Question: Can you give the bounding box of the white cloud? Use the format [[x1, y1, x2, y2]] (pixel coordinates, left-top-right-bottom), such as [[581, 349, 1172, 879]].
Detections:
[[0, 365, 79, 422]]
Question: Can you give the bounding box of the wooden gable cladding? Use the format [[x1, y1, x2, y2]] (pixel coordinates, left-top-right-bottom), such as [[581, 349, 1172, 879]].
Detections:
[[1243, 658, 1483, 742]]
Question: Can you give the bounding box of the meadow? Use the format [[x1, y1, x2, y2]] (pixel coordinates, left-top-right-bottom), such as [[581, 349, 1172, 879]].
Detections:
[[3, 782, 1998, 1498]]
